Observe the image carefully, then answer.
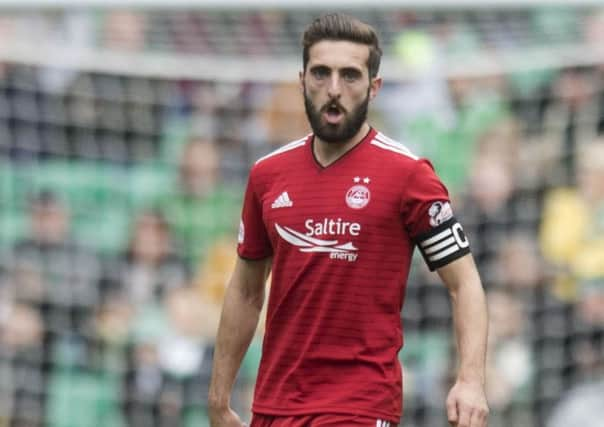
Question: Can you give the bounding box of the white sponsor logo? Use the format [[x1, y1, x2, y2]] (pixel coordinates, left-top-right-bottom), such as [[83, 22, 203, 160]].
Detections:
[[305, 218, 361, 236], [428, 201, 453, 227], [275, 221, 359, 262], [271, 191, 293, 209], [346, 185, 370, 209]]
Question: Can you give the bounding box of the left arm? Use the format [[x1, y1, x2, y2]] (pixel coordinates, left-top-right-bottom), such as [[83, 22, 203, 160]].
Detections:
[[438, 253, 489, 427]]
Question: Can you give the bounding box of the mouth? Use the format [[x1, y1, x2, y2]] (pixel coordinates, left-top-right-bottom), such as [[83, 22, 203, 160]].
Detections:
[[322, 103, 345, 125]]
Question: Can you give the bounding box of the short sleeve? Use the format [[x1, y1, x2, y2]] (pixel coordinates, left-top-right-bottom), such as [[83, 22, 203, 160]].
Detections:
[[237, 169, 273, 260], [401, 159, 471, 271]]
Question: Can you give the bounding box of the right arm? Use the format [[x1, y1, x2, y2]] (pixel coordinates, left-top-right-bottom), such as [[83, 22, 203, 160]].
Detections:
[[208, 256, 271, 426]]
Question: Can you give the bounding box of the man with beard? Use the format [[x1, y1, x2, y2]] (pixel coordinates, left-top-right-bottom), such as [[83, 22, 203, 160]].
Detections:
[[209, 13, 489, 427]]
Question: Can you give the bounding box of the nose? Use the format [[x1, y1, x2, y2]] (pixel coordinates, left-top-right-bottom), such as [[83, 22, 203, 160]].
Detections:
[[327, 74, 342, 99]]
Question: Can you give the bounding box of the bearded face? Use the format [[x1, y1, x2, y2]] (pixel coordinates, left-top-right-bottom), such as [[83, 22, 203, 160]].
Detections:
[[303, 85, 370, 144], [301, 41, 379, 145]]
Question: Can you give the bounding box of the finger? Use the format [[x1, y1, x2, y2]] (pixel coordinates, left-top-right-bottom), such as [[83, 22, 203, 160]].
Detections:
[[479, 406, 489, 427], [468, 409, 479, 427], [457, 403, 471, 427], [468, 406, 488, 427], [446, 397, 458, 425]]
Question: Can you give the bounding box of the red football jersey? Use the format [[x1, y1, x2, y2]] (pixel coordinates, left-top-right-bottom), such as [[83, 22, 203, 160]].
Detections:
[[238, 128, 470, 422]]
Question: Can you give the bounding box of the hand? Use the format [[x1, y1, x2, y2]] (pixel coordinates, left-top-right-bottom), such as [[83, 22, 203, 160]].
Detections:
[[446, 380, 489, 427], [208, 405, 247, 427]]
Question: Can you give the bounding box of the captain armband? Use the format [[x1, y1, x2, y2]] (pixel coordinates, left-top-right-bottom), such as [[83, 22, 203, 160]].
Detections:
[[415, 217, 471, 271]]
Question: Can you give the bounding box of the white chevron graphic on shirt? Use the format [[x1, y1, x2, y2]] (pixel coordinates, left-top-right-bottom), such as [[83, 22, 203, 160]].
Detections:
[[271, 191, 293, 209]]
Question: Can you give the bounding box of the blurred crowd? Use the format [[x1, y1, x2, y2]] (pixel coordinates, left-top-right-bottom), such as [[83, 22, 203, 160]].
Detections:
[[0, 6, 603, 427], [0, 7, 603, 60]]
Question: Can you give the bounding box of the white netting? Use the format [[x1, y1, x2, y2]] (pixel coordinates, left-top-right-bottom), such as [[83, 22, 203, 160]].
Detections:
[[0, 8, 603, 80], [0, 5, 603, 427]]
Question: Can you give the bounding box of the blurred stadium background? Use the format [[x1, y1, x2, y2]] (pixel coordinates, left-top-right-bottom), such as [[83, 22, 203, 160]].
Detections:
[[0, 0, 603, 426]]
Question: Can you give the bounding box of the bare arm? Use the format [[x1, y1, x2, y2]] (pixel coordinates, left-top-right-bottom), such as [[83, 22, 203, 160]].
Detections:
[[437, 253, 489, 427], [208, 256, 271, 426]]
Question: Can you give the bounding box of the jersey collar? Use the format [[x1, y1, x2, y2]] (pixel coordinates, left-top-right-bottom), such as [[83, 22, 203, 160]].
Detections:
[[308, 127, 377, 171]]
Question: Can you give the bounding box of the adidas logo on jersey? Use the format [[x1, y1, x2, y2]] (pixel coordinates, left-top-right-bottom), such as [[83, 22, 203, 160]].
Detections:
[[271, 192, 293, 209]]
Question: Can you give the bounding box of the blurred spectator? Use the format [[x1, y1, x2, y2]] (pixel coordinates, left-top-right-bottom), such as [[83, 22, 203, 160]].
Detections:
[[124, 287, 217, 427], [194, 238, 261, 420], [102, 10, 147, 52], [542, 68, 600, 185], [458, 118, 541, 285], [94, 294, 133, 351], [101, 209, 187, 306], [584, 9, 604, 135], [533, 8, 582, 45], [584, 8, 604, 45], [583, 8, 604, 136], [4, 189, 102, 426], [381, 69, 509, 194], [537, 139, 604, 425], [0, 302, 45, 426], [493, 234, 544, 292], [546, 297, 604, 427], [547, 379, 604, 427], [399, 329, 451, 426], [459, 153, 509, 266], [9, 189, 100, 343], [491, 233, 565, 426], [539, 139, 604, 301], [194, 238, 236, 309], [156, 138, 240, 271], [378, 28, 470, 192], [485, 289, 533, 412], [398, 257, 453, 425], [386, 27, 455, 135], [261, 82, 309, 145]]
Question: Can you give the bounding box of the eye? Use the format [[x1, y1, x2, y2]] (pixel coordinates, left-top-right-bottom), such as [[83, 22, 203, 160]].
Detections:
[[342, 69, 361, 82], [311, 67, 330, 80]]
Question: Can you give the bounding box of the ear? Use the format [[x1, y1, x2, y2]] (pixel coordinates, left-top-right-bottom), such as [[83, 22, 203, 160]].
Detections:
[[369, 76, 383, 100], [299, 70, 305, 93]]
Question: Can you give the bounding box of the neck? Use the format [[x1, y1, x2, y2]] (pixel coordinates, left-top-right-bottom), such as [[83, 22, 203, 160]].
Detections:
[[313, 123, 370, 167]]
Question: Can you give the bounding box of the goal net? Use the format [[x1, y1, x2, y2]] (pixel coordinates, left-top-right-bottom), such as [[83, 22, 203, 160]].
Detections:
[[0, 3, 603, 427]]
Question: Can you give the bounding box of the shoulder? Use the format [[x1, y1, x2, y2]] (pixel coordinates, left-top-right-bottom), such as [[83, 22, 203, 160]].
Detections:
[[370, 132, 421, 162], [368, 131, 445, 194], [368, 131, 437, 177], [246, 135, 310, 191], [254, 135, 310, 167]]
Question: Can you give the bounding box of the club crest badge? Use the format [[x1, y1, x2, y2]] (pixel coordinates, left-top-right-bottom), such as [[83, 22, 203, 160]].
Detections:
[[346, 185, 371, 209], [428, 201, 453, 227]]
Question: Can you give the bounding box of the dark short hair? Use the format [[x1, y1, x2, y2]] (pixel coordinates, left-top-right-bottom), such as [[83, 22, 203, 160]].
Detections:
[[29, 188, 61, 208], [302, 13, 382, 78]]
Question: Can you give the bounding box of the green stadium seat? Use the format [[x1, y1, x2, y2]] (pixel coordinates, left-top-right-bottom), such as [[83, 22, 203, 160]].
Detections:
[[46, 368, 125, 427], [3, 160, 174, 254]]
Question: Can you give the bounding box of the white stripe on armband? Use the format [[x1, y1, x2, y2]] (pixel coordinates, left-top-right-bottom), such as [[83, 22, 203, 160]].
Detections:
[[416, 217, 471, 271]]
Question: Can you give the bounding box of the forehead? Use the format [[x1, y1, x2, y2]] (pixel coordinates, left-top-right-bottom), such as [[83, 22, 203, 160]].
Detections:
[[307, 40, 370, 72]]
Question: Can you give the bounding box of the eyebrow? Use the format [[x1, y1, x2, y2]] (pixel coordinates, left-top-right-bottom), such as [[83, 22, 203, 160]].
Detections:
[[340, 67, 363, 75], [309, 65, 364, 74]]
